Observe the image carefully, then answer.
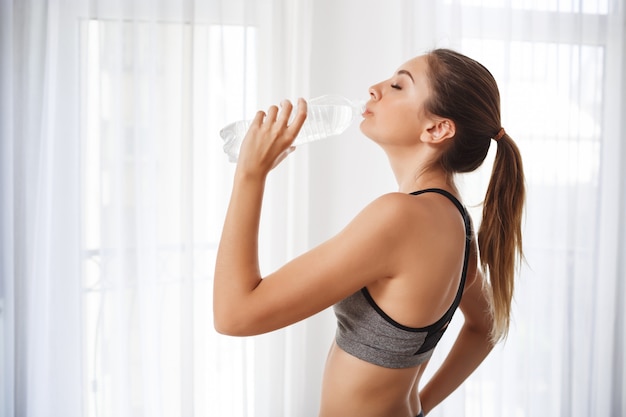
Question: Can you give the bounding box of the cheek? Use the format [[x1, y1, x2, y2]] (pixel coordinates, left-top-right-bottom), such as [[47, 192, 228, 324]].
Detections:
[[359, 114, 421, 145], [359, 102, 423, 142], [387, 123, 421, 145], [385, 108, 422, 142]]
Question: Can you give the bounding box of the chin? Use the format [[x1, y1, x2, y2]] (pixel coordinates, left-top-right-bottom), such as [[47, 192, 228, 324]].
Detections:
[[359, 120, 376, 141]]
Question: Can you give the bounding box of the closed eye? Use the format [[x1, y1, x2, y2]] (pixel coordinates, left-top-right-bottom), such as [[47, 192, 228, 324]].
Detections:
[[391, 84, 402, 90]]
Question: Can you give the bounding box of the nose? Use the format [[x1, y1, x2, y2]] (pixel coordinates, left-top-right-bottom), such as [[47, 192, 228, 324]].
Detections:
[[369, 84, 380, 101]]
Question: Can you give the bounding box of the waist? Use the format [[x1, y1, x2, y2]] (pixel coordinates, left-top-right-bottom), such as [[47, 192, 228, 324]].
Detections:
[[320, 342, 422, 417]]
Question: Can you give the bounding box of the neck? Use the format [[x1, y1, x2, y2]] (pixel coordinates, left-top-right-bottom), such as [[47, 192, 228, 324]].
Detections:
[[385, 146, 455, 194]]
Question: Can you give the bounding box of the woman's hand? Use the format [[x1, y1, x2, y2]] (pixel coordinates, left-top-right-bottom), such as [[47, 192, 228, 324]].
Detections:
[[236, 98, 308, 176]]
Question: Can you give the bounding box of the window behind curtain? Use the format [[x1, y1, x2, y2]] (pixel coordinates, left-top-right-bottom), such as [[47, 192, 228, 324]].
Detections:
[[79, 19, 257, 417], [411, 1, 616, 416], [461, 39, 604, 415], [446, 0, 608, 13]]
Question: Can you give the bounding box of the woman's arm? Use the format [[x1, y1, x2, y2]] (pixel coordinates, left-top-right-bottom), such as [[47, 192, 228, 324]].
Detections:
[[213, 99, 412, 336], [419, 239, 496, 415], [213, 99, 306, 334]]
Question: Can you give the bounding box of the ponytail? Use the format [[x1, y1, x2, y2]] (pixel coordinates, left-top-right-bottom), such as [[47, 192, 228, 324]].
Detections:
[[478, 133, 525, 342], [425, 48, 526, 342]]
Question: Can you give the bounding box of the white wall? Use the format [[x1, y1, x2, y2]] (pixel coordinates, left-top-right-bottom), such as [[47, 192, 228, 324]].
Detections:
[[295, 2, 413, 411], [307, 0, 408, 247]]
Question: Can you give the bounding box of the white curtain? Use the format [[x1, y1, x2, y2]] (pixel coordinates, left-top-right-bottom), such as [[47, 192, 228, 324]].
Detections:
[[1, 0, 315, 416], [1, 1, 625, 417]]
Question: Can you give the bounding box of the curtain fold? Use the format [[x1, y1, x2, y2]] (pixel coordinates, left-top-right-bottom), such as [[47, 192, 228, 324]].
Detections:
[[4, 1, 83, 416], [0, 1, 15, 416]]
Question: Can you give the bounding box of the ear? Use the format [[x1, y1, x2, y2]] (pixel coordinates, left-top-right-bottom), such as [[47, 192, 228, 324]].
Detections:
[[422, 119, 455, 144]]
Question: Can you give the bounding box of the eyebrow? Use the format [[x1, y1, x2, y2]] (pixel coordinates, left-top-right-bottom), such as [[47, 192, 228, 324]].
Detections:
[[397, 69, 414, 82]]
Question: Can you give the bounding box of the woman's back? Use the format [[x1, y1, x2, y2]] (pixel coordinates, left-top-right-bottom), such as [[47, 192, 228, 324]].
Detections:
[[319, 189, 477, 417]]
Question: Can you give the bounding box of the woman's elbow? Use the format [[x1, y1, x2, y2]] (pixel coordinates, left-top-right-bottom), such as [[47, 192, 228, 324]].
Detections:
[[214, 308, 245, 336], [213, 307, 260, 336], [213, 313, 231, 335], [463, 312, 497, 350]]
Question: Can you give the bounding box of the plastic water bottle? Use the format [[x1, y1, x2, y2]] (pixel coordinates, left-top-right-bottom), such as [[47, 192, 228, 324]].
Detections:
[[220, 94, 365, 162]]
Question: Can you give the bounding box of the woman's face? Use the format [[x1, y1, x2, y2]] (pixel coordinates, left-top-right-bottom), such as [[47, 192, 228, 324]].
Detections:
[[360, 55, 433, 146]]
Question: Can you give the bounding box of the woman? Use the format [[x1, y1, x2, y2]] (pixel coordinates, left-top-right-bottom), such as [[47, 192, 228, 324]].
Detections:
[[213, 48, 525, 417]]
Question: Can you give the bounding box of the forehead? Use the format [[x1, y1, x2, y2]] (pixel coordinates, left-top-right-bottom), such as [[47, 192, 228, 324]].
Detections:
[[396, 54, 429, 77]]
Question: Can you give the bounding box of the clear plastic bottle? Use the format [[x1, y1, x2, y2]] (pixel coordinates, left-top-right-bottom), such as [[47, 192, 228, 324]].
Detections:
[[220, 94, 365, 162]]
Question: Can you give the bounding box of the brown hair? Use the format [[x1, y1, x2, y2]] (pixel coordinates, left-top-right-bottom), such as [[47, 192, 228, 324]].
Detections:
[[425, 48, 525, 342]]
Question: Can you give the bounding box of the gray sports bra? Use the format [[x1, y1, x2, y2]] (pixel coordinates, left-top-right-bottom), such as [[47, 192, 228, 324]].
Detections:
[[333, 188, 471, 369]]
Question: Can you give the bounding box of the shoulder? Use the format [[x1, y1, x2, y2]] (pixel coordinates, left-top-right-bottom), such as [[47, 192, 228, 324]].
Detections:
[[361, 191, 461, 225], [332, 193, 414, 248], [354, 192, 421, 228], [362, 192, 435, 216], [364, 192, 414, 212], [343, 192, 442, 243]]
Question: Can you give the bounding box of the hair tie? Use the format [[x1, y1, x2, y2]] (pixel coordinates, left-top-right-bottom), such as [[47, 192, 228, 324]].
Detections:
[[493, 127, 505, 141]]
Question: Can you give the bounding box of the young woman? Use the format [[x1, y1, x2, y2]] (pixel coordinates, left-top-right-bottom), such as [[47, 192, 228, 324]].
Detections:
[[213, 48, 525, 417]]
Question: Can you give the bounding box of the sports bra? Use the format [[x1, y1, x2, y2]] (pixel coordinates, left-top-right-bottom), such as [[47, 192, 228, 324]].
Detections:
[[333, 188, 472, 369]]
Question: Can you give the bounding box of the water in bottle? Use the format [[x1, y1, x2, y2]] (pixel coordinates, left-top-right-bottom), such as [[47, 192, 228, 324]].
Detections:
[[220, 95, 365, 162]]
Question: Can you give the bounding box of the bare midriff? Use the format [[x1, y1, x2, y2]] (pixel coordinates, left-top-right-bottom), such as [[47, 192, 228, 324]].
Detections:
[[318, 342, 425, 417]]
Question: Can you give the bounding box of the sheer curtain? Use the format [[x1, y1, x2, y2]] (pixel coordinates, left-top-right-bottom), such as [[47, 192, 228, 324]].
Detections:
[[1, 0, 316, 416], [2, 1, 625, 417]]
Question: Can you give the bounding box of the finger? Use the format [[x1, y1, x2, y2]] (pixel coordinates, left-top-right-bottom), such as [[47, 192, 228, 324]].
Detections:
[[251, 110, 266, 126], [288, 98, 308, 133], [276, 99, 293, 126], [266, 105, 279, 124]]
